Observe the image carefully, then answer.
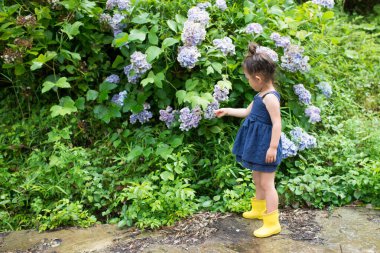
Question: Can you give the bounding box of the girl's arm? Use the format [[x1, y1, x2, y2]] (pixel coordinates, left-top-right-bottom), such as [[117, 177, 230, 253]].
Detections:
[[263, 94, 281, 163], [214, 101, 253, 118]]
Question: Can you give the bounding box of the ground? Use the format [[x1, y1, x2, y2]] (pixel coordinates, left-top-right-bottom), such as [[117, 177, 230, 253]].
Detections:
[[0, 207, 379, 253]]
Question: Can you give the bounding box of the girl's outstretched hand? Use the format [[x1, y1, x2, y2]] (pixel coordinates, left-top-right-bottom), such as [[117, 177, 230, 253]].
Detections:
[[214, 108, 228, 118]]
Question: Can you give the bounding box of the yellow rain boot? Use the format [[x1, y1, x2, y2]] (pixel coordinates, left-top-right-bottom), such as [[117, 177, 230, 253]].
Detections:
[[242, 198, 266, 219], [253, 209, 281, 238]]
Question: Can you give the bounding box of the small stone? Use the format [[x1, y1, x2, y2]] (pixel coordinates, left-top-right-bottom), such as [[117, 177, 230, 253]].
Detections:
[[366, 204, 373, 209], [236, 229, 240, 232]]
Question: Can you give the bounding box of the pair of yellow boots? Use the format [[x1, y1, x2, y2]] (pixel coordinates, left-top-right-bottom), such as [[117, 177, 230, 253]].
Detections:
[[243, 197, 281, 238]]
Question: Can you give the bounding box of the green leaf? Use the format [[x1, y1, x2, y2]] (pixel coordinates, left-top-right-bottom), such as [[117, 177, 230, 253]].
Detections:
[[128, 29, 147, 42], [86, 90, 99, 101], [148, 30, 159, 45], [345, 50, 359, 59], [93, 105, 121, 123], [42, 77, 71, 93], [212, 62, 223, 74], [126, 146, 144, 161], [141, 77, 154, 87], [269, 6, 284, 16], [112, 55, 124, 68], [14, 64, 25, 76], [160, 171, 174, 181], [321, 11, 334, 22], [176, 90, 187, 105], [210, 126, 221, 133], [75, 97, 85, 110], [35, 6, 52, 20], [60, 0, 79, 10], [131, 13, 150, 24], [112, 32, 128, 48], [61, 21, 83, 40], [146, 46, 161, 62], [217, 78, 232, 90], [50, 96, 78, 117], [206, 66, 214, 75], [30, 51, 57, 71], [166, 20, 177, 33], [99, 82, 117, 92], [162, 38, 179, 49], [154, 72, 165, 88], [156, 145, 173, 160]]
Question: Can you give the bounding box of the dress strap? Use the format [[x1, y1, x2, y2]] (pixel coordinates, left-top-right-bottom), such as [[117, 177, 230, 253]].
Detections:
[[262, 91, 280, 101]]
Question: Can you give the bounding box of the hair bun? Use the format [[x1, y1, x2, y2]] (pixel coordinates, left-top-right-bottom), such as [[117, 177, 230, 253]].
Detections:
[[248, 42, 257, 56]]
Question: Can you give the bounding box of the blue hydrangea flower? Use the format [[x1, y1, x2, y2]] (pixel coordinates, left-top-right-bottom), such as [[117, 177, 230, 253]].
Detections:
[[177, 46, 201, 69], [290, 127, 317, 151], [213, 84, 229, 102], [197, 2, 211, 9], [123, 64, 140, 84], [245, 23, 263, 34], [105, 74, 120, 84], [316, 82, 332, 98], [204, 100, 219, 119], [123, 52, 151, 84], [256, 46, 279, 62], [106, 0, 131, 11], [215, 0, 227, 11], [187, 7, 210, 25], [293, 84, 312, 105], [159, 106, 177, 128], [305, 106, 321, 123], [109, 13, 126, 36], [111, 90, 127, 106], [181, 21, 207, 46], [281, 133, 298, 158], [130, 103, 153, 124], [312, 0, 334, 9], [179, 106, 202, 131], [281, 45, 310, 73], [213, 37, 235, 56], [270, 32, 291, 48], [100, 13, 111, 24]]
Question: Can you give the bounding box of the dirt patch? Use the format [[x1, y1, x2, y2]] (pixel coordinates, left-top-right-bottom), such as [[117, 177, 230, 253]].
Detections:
[[4, 238, 62, 253], [280, 208, 323, 243]]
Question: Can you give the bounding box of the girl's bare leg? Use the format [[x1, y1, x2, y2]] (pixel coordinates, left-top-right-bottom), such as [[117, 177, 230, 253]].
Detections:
[[253, 171, 264, 199], [260, 172, 278, 213]]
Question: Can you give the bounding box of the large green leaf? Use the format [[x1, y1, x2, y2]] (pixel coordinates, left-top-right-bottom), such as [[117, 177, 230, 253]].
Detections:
[[112, 32, 129, 47], [30, 51, 57, 71], [145, 46, 161, 62], [162, 38, 179, 49], [61, 21, 83, 40], [42, 77, 71, 93], [128, 29, 147, 42], [50, 96, 78, 117]]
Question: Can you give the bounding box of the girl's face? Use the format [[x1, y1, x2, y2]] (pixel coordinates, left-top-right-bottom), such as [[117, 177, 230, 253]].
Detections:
[[244, 69, 264, 92]]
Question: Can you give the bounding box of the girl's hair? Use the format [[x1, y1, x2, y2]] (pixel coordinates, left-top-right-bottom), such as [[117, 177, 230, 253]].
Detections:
[[243, 42, 276, 82]]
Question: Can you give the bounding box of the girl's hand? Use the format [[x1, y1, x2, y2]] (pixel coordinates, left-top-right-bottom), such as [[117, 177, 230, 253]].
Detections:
[[214, 108, 229, 118], [265, 147, 277, 163]]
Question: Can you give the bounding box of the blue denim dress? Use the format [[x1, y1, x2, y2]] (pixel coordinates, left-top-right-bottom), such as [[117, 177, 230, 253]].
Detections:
[[232, 91, 282, 172]]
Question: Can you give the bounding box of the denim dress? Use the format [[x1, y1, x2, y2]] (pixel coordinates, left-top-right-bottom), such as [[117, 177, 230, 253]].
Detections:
[[232, 91, 282, 172]]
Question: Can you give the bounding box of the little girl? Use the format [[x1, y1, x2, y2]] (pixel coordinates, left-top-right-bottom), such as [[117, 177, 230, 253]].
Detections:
[[214, 43, 282, 238]]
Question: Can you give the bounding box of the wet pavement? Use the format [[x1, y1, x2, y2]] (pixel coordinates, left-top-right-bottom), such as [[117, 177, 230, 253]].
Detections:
[[0, 207, 379, 253]]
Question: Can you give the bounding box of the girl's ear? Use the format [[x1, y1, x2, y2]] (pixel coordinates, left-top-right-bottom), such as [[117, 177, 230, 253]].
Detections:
[[254, 75, 262, 82]]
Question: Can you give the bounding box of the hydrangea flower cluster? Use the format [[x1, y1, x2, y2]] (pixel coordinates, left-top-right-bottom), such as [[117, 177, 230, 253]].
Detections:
[[111, 90, 127, 106], [245, 23, 263, 35], [204, 100, 220, 119], [105, 74, 120, 84], [130, 103, 153, 124], [281, 133, 298, 158], [317, 82, 332, 98], [281, 45, 310, 73], [213, 37, 236, 56], [159, 106, 177, 128], [179, 106, 202, 131], [213, 84, 229, 102], [177, 46, 201, 69], [305, 106, 321, 123], [270, 32, 291, 48], [196, 2, 211, 9], [256, 46, 279, 62], [293, 84, 312, 105], [181, 21, 207, 46], [187, 7, 210, 25], [312, 0, 335, 9], [215, 0, 227, 11], [124, 51, 151, 84], [106, 0, 131, 11], [109, 13, 127, 36], [290, 127, 317, 151]]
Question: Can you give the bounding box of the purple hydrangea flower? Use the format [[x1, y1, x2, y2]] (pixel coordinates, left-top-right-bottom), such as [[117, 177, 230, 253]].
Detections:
[[177, 46, 201, 69], [270, 32, 291, 48], [124, 64, 140, 84], [204, 100, 220, 119], [281, 45, 310, 73], [312, 0, 335, 9], [256, 46, 279, 62], [290, 127, 317, 151], [281, 133, 298, 158], [187, 7, 210, 25], [181, 20, 207, 46], [130, 103, 153, 124], [123, 52, 151, 84], [213, 37, 235, 56], [100, 13, 111, 24], [179, 106, 202, 131], [159, 106, 177, 128], [109, 13, 126, 36], [316, 82, 332, 98], [106, 0, 131, 11], [111, 90, 127, 106], [215, 0, 227, 11], [245, 23, 263, 34], [105, 74, 120, 84], [213, 84, 229, 102], [305, 106, 321, 123], [197, 2, 211, 9], [293, 84, 312, 105]]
